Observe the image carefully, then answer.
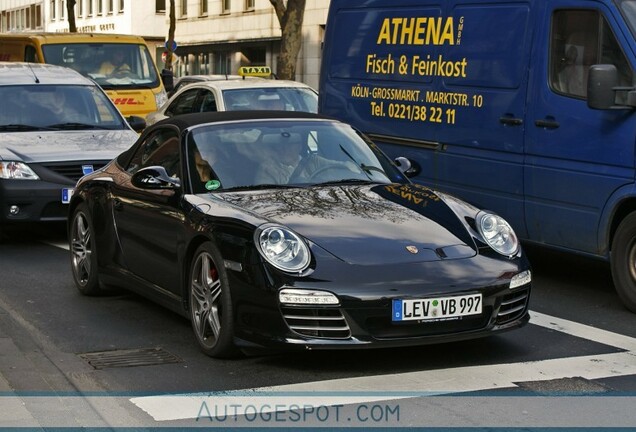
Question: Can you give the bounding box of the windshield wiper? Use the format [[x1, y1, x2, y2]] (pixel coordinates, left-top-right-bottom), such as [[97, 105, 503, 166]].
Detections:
[[314, 179, 378, 186], [47, 123, 108, 130], [0, 124, 54, 132], [360, 164, 385, 175], [222, 184, 300, 192]]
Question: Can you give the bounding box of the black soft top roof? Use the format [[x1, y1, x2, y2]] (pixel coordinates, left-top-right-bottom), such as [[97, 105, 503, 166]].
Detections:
[[153, 110, 333, 131]]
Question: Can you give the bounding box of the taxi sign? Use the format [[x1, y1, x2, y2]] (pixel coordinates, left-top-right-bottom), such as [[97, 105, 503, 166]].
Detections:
[[238, 66, 272, 78]]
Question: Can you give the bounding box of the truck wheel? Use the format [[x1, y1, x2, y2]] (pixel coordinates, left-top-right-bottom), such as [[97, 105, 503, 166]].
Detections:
[[611, 212, 636, 312]]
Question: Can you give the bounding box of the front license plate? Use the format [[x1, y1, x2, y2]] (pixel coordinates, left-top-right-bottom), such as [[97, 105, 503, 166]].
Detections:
[[61, 188, 74, 204], [392, 293, 482, 322]]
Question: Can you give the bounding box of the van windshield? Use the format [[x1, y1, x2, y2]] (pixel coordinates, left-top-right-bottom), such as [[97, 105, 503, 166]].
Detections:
[[41, 43, 160, 90], [619, 0, 636, 38]]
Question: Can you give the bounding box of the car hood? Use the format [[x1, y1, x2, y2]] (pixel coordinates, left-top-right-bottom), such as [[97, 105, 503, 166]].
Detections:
[[214, 183, 478, 265], [0, 130, 138, 163]]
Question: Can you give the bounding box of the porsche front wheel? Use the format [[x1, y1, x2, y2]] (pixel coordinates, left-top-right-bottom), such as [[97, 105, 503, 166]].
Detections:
[[189, 243, 238, 358]]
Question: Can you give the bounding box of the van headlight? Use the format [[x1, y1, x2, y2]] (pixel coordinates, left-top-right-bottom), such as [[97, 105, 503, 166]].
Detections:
[[476, 212, 519, 257], [0, 162, 39, 180], [255, 224, 310, 273], [154, 89, 168, 109]]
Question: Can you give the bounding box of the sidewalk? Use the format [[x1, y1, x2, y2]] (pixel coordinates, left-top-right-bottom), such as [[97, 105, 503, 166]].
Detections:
[[0, 297, 147, 428]]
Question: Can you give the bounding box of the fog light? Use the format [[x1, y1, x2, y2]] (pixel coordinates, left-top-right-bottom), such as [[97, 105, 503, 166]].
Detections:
[[510, 270, 531, 289], [9, 205, 19, 216], [279, 289, 339, 305]]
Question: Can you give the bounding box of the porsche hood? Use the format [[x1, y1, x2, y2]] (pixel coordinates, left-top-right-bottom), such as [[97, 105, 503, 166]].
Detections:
[[216, 183, 478, 265]]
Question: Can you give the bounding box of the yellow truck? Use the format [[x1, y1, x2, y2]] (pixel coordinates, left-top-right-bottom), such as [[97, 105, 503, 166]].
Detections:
[[0, 33, 168, 118]]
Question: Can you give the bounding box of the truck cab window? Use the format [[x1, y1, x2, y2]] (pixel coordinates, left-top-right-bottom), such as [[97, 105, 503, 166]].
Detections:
[[550, 9, 633, 100]]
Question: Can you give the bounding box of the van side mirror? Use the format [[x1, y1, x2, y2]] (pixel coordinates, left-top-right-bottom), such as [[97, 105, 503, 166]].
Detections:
[[588, 65, 618, 110], [161, 68, 174, 92], [127, 115, 146, 132], [587, 64, 636, 110]]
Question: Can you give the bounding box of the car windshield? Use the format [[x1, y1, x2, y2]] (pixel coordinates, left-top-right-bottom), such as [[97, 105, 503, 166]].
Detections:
[[620, 1, 636, 37], [222, 88, 318, 112], [0, 85, 127, 130], [186, 119, 407, 193], [41, 43, 160, 90]]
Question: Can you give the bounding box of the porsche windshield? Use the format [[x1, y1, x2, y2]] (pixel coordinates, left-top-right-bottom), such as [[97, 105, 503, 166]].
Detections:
[[41, 43, 160, 90], [187, 119, 406, 192]]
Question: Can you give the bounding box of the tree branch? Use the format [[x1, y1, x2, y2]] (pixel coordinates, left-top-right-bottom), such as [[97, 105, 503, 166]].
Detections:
[[269, 0, 286, 25]]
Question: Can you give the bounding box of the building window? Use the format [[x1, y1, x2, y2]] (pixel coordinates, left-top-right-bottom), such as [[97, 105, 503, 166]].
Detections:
[[98, 0, 103, 15], [156, 0, 165, 13], [222, 0, 230, 14], [60, 0, 65, 19], [200, 0, 208, 16], [88, 0, 94, 16], [51, 0, 56, 20], [35, 4, 42, 28], [180, 0, 188, 17], [119, 0, 124, 12], [244, 0, 254, 11], [78, 0, 84, 17]]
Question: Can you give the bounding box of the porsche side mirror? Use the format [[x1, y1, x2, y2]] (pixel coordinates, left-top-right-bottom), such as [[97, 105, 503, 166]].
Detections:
[[131, 166, 181, 189], [394, 156, 420, 178]]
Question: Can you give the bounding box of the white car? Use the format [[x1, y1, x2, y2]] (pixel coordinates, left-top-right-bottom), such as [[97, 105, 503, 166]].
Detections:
[[146, 77, 318, 126]]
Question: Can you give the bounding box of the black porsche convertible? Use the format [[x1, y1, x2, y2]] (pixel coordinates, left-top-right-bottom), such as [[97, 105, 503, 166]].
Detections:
[[68, 111, 531, 358]]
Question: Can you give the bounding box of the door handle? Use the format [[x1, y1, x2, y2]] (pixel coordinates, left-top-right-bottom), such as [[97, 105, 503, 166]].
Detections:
[[499, 116, 523, 126], [535, 119, 560, 129]]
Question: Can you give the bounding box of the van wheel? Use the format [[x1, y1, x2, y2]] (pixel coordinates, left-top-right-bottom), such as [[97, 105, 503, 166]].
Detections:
[[611, 213, 636, 312]]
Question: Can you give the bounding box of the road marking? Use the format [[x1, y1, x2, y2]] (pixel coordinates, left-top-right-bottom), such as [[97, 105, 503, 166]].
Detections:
[[130, 311, 636, 421], [43, 241, 69, 251]]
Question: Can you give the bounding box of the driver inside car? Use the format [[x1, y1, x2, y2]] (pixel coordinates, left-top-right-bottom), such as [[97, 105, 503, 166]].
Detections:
[[254, 132, 358, 185]]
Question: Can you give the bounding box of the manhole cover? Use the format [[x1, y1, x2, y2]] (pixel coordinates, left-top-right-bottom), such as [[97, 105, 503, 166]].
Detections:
[[79, 348, 183, 369], [515, 376, 613, 395]]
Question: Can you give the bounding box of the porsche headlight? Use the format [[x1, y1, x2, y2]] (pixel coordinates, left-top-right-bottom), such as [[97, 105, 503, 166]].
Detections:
[[0, 162, 39, 180], [255, 224, 310, 272], [476, 212, 519, 257]]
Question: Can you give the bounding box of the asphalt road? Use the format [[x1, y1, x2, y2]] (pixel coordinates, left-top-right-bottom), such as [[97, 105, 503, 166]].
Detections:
[[1, 222, 636, 428]]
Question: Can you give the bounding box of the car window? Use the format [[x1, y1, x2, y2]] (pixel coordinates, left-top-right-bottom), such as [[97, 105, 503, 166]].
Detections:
[[126, 128, 181, 179], [199, 90, 217, 112], [222, 87, 318, 112], [550, 9, 634, 99], [187, 119, 403, 191], [0, 84, 125, 129], [165, 88, 200, 116]]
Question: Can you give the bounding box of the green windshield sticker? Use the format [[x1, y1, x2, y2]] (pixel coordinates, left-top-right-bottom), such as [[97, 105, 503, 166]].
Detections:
[[205, 180, 221, 190]]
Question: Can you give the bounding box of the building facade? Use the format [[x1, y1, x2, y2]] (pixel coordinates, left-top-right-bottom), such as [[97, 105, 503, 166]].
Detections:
[[0, 0, 329, 89]]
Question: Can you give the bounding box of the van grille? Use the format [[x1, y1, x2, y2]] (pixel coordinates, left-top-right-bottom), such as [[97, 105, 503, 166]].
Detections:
[[41, 161, 107, 182], [496, 288, 530, 325], [281, 307, 351, 339]]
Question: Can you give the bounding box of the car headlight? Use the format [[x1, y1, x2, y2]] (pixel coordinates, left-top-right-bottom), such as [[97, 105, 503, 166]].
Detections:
[[476, 212, 519, 257], [154, 89, 168, 109], [0, 162, 39, 180], [255, 224, 311, 273]]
